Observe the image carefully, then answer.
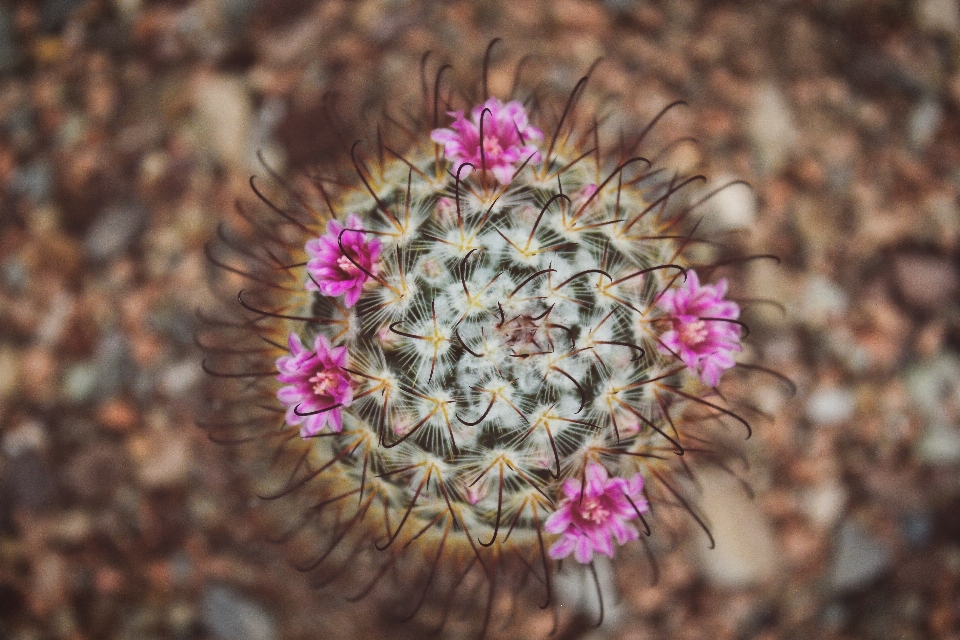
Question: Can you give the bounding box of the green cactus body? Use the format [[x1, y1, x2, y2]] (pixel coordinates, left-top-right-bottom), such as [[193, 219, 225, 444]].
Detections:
[[203, 52, 760, 633]]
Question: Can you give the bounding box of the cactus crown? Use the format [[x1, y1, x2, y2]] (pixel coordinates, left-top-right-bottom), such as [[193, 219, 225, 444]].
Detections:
[[300, 103, 686, 546], [204, 48, 759, 633]]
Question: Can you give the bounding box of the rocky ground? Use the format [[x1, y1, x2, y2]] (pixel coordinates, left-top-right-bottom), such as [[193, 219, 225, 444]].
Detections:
[[2, 0, 960, 639]]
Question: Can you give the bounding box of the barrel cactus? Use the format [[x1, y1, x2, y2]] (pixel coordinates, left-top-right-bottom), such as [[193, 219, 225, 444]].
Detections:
[[201, 47, 765, 635]]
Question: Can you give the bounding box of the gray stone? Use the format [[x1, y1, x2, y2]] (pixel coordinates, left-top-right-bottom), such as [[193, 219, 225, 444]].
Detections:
[[805, 386, 856, 426], [36, 290, 73, 347], [8, 161, 53, 204], [201, 584, 277, 640], [170, 551, 193, 586], [899, 510, 933, 550], [829, 520, 891, 592], [746, 83, 798, 175], [160, 359, 202, 398], [693, 468, 781, 588], [820, 601, 849, 629], [1, 258, 28, 292], [603, 0, 637, 12], [905, 353, 960, 416], [192, 72, 254, 172], [62, 362, 99, 404], [2, 420, 48, 456], [905, 354, 960, 463], [700, 176, 757, 232], [84, 203, 149, 262], [553, 556, 624, 630], [907, 97, 943, 152], [148, 307, 196, 348], [91, 333, 136, 399], [222, 0, 262, 33], [801, 275, 848, 326], [915, 419, 960, 464], [916, 0, 960, 37], [800, 479, 848, 529]]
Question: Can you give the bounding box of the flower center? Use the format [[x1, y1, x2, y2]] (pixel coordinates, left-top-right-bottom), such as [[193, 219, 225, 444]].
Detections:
[[581, 497, 610, 523], [337, 254, 361, 276], [482, 135, 503, 158], [309, 369, 339, 397], [678, 319, 708, 347]]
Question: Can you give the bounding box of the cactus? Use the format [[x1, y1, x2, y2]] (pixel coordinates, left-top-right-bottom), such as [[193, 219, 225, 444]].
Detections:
[[200, 45, 773, 636]]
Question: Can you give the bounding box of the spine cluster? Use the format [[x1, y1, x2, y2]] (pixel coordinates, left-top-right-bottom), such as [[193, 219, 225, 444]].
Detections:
[[201, 51, 767, 634]]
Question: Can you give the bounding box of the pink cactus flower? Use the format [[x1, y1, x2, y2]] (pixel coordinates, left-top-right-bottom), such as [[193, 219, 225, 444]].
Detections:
[[430, 97, 543, 185], [545, 463, 648, 564], [305, 214, 382, 308], [276, 332, 353, 438], [656, 270, 742, 387]]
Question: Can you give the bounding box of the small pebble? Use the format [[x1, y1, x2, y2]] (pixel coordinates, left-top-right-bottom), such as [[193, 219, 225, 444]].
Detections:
[[907, 97, 943, 152], [701, 175, 757, 232], [51, 510, 93, 545], [192, 71, 254, 172], [8, 161, 53, 203], [916, 0, 960, 37], [167, 600, 197, 637], [554, 557, 623, 628], [905, 354, 960, 463], [801, 275, 848, 326], [131, 430, 191, 489], [91, 333, 136, 399], [29, 552, 69, 616], [805, 386, 856, 426], [2, 420, 48, 456], [35, 289, 73, 347], [160, 359, 203, 398], [201, 584, 278, 640], [899, 511, 933, 550], [800, 479, 848, 529], [95, 398, 139, 433], [829, 520, 892, 592], [904, 353, 960, 418], [61, 362, 98, 404], [693, 469, 781, 588], [915, 420, 960, 464], [84, 202, 149, 262], [746, 83, 798, 174], [890, 251, 959, 314]]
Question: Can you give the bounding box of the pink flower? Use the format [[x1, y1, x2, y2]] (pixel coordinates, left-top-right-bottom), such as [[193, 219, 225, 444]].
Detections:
[[656, 271, 742, 387], [545, 463, 648, 564], [430, 97, 543, 185], [276, 332, 353, 438], [305, 214, 382, 308]]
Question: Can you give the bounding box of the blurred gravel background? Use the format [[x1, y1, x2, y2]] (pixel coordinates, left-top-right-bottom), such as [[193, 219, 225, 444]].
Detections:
[[2, 0, 960, 639]]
